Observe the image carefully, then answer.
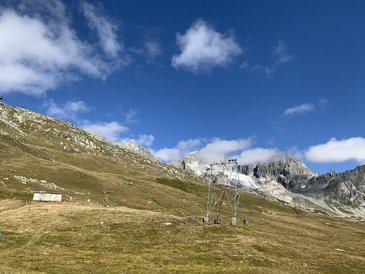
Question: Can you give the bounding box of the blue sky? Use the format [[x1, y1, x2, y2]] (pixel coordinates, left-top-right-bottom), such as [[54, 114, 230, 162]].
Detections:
[[1, 0, 365, 173]]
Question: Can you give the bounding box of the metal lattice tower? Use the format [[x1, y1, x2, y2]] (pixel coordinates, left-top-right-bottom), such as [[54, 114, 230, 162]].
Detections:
[[203, 159, 242, 225]]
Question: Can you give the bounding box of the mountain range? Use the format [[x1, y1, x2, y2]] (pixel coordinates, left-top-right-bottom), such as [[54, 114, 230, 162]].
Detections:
[[172, 152, 365, 218]]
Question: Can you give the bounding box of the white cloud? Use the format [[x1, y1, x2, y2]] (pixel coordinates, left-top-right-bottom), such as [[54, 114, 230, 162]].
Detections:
[[198, 138, 251, 162], [153, 138, 251, 163], [235, 148, 282, 165], [284, 99, 329, 116], [45, 99, 90, 120], [172, 19, 242, 73], [153, 139, 203, 162], [0, 1, 125, 96], [137, 134, 155, 147], [284, 103, 315, 116], [152, 136, 303, 165], [80, 1, 124, 59], [305, 137, 365, 163], [273, 40, 294, 64], [82, 121, 128, 143]]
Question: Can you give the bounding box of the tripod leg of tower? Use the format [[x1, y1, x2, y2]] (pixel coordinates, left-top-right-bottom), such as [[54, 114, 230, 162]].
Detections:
[[231, 188, 241, 225]]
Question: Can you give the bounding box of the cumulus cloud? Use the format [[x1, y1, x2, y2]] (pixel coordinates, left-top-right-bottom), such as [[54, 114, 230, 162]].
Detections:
[[82, 121, 128, 143], [153, 138, 251, 163], [198, 138, 251, 162], [0, 0, 125, 96], [153, 139, 203, 162], [305, 137, 365, 163], [136, 134, 155, 147], [171, 19, 242, 73], [45, 99, 90, 120], [235, 148, 282, 165], [152, 136, 301, 165]]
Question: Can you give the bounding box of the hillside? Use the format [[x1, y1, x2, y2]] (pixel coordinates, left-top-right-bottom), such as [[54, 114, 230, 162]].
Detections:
[[0, 103, 365, 273], [0, 102, 203, 211]]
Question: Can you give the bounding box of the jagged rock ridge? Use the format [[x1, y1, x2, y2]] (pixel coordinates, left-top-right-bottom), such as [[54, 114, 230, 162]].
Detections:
[[174, 151, 365, 218]]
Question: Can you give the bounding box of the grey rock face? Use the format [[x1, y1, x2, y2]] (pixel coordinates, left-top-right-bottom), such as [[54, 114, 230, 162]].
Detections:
[[239, 157, 365, 206], [239, 157, 316, 182], [285, 166, 365, 205], [118, 139, 155, 160]]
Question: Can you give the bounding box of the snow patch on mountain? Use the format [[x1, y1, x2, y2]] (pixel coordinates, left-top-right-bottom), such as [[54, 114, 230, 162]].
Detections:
[[171, 151, 259, 189]]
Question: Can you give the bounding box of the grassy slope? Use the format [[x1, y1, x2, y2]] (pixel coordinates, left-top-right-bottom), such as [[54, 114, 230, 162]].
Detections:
[[0, 194, 364, 274]]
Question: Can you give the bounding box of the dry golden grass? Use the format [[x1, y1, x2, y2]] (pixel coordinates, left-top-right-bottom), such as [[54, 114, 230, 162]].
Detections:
[[0, 198, 364, 274]]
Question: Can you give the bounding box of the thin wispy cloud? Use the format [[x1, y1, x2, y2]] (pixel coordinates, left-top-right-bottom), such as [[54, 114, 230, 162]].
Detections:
[[241, 40, 293, 77], [284, 99, 329, 117], [144, 40, 161, 62], [273, 40, 294, 65], [0, 0, 126, 96], [305, 137, 365, 164], [125, 109, 139, 123], [250, 65, 276, 78], [128, 26, 162, 65], [172, 19, 242, 73], [284, 103, 315, 116], [129, 39, 161, 64], [80, 1, 123, 59]]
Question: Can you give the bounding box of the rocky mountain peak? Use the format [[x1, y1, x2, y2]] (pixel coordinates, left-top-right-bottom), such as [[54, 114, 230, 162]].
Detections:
[[170, 151, 208, 176], [117, 139, 155, 160], [239, 156, 317, 181]]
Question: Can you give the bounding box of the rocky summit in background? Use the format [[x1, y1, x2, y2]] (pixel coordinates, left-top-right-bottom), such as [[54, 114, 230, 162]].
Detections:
[[286, 165, 365, 205], [238, 156, 317, 182], [173, 152, 365, 218]]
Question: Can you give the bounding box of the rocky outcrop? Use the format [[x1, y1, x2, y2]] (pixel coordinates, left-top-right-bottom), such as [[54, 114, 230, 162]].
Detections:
[[118, 139, 155, 160], [291, 166, 365, 205], [239, 157, 365, 208], [238, 157, 316, 183], [171, 152, 209, 177]]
